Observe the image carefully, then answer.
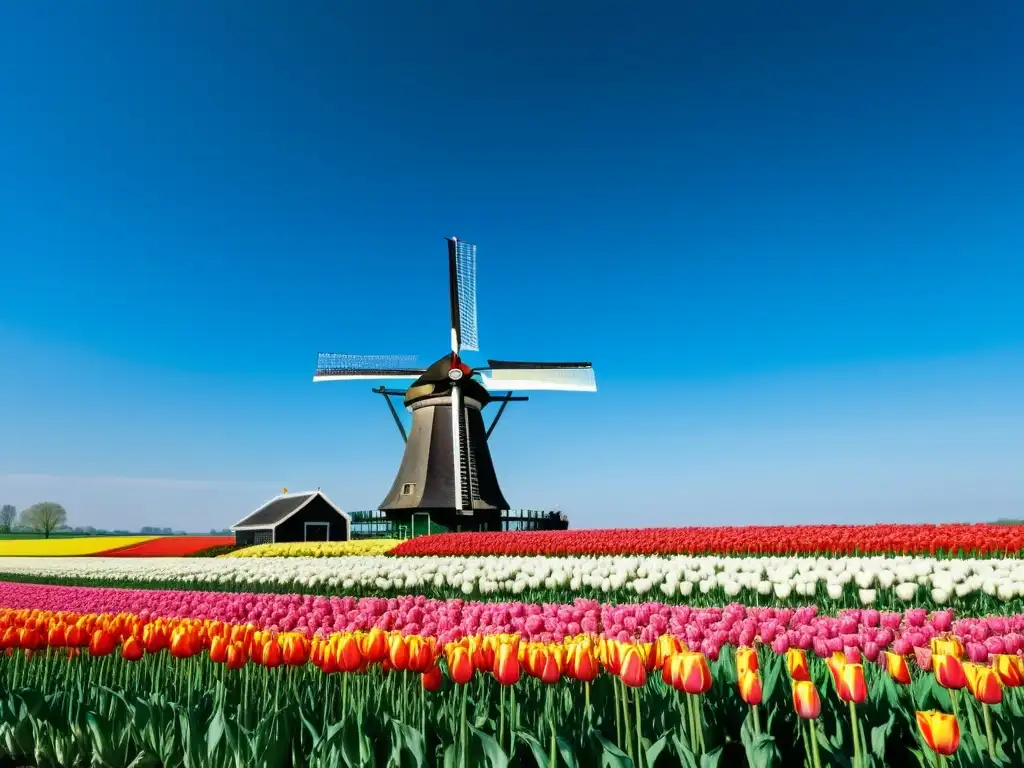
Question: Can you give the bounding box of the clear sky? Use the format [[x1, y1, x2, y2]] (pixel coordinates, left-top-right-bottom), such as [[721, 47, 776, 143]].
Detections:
[[1, 2, 1022, 530]]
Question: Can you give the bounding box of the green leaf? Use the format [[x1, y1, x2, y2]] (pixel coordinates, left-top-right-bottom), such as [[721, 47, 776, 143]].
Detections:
[[85, 711, 114, 767], [645, 734, 669, 766], [587, 729, 633, 768], [392, 718, 429, 767], [699, 746, 725, 768], [761, 657, 783, 703], [556, 735, 579, 768], [515, 730, 550, 767], [746, 734, 781, 768], [207, 706, 227, 762], [869, 711, 896, 761], [469, 724, 510, 768], [669, 734, 699, 768]]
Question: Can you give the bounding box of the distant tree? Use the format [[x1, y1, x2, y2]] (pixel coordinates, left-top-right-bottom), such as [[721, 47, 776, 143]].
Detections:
[[0, 504, 16, 533], [19, 502, 67, 539]]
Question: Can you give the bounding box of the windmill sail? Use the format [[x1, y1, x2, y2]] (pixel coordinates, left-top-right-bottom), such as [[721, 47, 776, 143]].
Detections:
[[480, 360, 597, 392], [313, 354, 425, 382], [447, 238, 478, 353]]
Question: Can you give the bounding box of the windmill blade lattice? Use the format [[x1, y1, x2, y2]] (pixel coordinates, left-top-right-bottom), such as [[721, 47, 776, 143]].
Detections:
[[480, 360, 596, 392], [447, 238, 478, 352], [313, 354, 425, 382]]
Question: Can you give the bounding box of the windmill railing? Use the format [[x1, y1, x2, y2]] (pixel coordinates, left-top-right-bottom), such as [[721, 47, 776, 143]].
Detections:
[[349, 509, 569, 539]]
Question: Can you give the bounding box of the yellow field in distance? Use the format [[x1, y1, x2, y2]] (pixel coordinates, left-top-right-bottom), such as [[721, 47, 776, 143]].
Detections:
[[0, 536, 158, 556], [224, 539, 405, 558]]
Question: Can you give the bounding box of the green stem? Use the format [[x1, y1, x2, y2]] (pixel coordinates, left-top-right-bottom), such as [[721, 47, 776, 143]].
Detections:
[[752, 704, 761, 736], [459, 680, 468, 768], [801, 720, 813, 768], [983, 702, 996, 762], [510, 684, 517, 756], [547, 686, 557, 768], [963, 691, 982, 750], [635, 688, 644, 768], [809, 718, 823, 768], [498, 684, 505, 752], [687, 695, 698, 756], [695, 695, 706, 755], [849, 701, 861, 768], [620, 679, 634, 764], [614, 677, 622, 748]]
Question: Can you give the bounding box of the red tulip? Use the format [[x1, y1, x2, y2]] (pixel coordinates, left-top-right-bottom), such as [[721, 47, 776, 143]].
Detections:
[[121, 635, 144, 662], [493, 642, 521, 686]]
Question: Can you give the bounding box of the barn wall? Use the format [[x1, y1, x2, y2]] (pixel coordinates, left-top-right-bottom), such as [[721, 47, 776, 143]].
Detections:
[[235, 530, 258, 546], [274, 497, 350, 542]]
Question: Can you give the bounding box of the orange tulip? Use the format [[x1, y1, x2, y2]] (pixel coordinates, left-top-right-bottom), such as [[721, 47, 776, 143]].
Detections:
[[493, 642, 521, 686], [680, 652, 712, 695], [47, 624, 67, 648], [422, 664, 443, 692], [884, 651, 912, 685], [825, 653, 845, 691], [88, 629, 116, 657], [567, 642, 599, 683], [388, 634, 410, 672], [336, 635, 363, 672], [65, 625, 86, 649], [931, 637, 964, 659], [916, 711, 960, 755], [537, 646, 564, 684], [738, 670, 763, 706], [169, 628, 194, 659], [792, 680, 821, 719], [933, 654, 967, 690], [653, 635, 683, 669], [447, 646, 474, 685], [963, 662, 1002, 705], [142, 625, 166, 654], [992, 654, 1024, 688], [261, 638, 282, 668], [281, 634, 308, 667], [735, 647, 759, 677], [838, 663, 867, 704], [209, 635, 229, 664], [786, 648, 810, 682], [601, 640, 622, 675], [121, 635, 144, 662], [226, 642, 247, 670], [407, 636, 434, 673], [662, 654, 685, 691], [619, 646, 647, 688], [352, 629, 381, 665]]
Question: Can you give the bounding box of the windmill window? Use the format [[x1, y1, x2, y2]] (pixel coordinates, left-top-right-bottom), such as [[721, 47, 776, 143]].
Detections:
[[402, 483, 415, 495]]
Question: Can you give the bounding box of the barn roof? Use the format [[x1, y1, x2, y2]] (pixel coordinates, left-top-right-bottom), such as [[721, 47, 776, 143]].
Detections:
[[231, 490, 349, 530]]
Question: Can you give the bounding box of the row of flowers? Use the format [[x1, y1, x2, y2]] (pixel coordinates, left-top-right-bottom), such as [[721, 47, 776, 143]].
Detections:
[[0, 606, 1000, 762], [6, 581, 1024, 663], [5, 554, 1024, 610], [223, 540, 404, 558], [390, 524, 1024, 557]]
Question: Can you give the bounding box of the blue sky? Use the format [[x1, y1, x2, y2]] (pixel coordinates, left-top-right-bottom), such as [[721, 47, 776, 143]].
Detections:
[[1, 2, 1021, 530]]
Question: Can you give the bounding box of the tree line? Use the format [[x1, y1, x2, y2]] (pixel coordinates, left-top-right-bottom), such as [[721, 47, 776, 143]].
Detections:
[[0, 502, 67, 538]]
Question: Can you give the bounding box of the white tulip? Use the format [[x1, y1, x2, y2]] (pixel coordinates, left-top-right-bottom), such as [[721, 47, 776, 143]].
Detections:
[[895, 582, 919, 601], [858, 589, 876, 605]]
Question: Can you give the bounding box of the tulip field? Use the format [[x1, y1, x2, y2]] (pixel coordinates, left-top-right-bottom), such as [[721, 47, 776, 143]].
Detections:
[[2, 524, 1024, 766]]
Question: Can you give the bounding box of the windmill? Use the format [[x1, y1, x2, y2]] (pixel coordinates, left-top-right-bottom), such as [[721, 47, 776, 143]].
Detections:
[[314, 238, 595, 532]]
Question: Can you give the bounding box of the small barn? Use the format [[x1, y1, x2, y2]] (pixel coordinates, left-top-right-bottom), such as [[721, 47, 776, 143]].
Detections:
[[231, 490, 351, 546]]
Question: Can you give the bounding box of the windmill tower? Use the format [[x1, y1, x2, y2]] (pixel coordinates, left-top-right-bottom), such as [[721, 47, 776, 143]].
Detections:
[[314, 238, 595, 532]]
